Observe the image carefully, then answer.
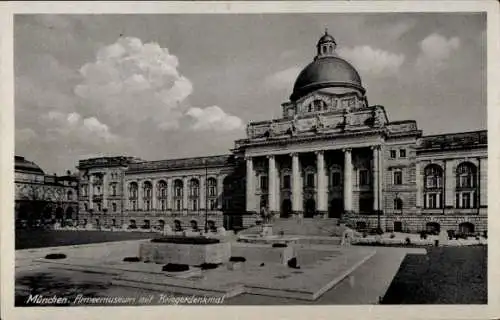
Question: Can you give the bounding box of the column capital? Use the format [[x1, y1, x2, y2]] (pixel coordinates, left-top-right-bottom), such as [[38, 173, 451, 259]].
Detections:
[[290, 152, 299, 157], [342, 148, 352, 153], [370, 145, 381, 151], [266, 154, 275, 159], [244, 155, 253, 161], [314, 150, 324, 156]]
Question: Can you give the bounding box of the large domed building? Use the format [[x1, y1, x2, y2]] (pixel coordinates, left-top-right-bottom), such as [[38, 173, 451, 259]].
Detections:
[[15, 156, 79, 228], [76, 31, 487, 235]]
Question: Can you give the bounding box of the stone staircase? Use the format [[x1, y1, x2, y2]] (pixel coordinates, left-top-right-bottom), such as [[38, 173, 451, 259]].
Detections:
[[239, 218, 352, 237]]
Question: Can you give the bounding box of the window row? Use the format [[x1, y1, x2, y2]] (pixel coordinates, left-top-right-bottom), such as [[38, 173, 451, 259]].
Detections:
[[127, 198, 218, 211], [127, 178, 218, 199], [423, 191, 477, 209], [390, 148, 407, 159]]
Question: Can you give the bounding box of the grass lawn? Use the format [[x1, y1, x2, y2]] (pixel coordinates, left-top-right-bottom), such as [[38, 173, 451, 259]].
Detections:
[[15, 230, 155, 250], [381, 245, 487, 304]]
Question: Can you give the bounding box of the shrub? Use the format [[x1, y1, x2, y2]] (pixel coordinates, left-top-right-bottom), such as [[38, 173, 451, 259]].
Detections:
[[287, 257, 300, 269], [272, 243, 287, 248], [162, 263, 189, 272], [447, 230, 455, 240], [45, 253, 66, 260], [198, 263, 219, 270], [278, 230, 285, 237], [390, 233, 396, 239], [229, 256, 246, 262], [419, 231, 428, 240], [151, 236, 220, 245], [455, 233, 468, 240], [362, 232, 368, 238], [123, 257, 141, 262], [376, 228, 384, 235], [405, 237, 411, 245], [128, 225, 137, 229]]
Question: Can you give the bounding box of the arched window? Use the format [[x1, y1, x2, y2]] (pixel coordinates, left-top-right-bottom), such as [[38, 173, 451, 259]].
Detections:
[[455, 162, 478, 209], [143, 181, 152, 211], [330, 165, 342, 188], [174, 179, 183, 198], [110, 184, 116, 196], [207, 178, 217, 197], [112, 202, 117, 212], [394, 198, 403, 210], [129, 182, 138, 199], [67, 190, 73, 201], [157, 180, 167, 198], [456, 162, 477, 188], [424, 164, 443, 209], [189, 179, 200, 197]]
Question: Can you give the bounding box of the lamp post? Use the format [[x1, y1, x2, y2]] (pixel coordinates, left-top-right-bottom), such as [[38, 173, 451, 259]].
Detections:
[[204, 159, 209, 233]]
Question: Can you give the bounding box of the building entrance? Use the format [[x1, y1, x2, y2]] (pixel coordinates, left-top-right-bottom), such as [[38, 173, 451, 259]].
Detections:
[[304, 199, 316, 218]]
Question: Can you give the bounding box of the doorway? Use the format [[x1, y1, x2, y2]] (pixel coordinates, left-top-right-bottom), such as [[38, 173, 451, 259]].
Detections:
[[281, 199, 292, 218], [328, 198, 343, 218], [304, 199, 316, 218]]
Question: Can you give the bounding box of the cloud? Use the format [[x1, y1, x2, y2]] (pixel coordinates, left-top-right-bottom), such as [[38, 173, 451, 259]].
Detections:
[[74, 36, 194, 129], [186, 106, 244, 131], [42, 111, 118, 145], [337, 46, 405, 76], [264, 66, 301, 89], [415, 33, 461, 72]]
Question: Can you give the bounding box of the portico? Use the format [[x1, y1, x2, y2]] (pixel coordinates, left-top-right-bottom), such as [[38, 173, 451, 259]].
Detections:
[[244, 144, 383, 218]]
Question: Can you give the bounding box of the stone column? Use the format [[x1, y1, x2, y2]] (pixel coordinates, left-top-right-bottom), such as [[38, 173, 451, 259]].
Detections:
[[137, 181, 143, 210], [167, 178, 173, 211], [183, 176, 189, 214], [372, 146, 379, 212], [102, 173, 107, 210], [479, 157, 487, 212], [416, 162, 423, 209], [343, 148, 353, 214], [378, 147, 384, 213], [88, 176, 94, 210], [245, 157, 255, 213], [200, 175, 206, 210], [151, 180, 157, 211], [268, 155, 278, 214], [217, 174, 224, 210], [316, 151, 328, 215], [291, 153, 301, 214], [445, 159, 455, 208]]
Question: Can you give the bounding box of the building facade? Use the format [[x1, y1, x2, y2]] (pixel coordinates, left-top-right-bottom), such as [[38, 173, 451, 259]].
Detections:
[[15, 156, 79, 228], [77, 31, 487, 234]]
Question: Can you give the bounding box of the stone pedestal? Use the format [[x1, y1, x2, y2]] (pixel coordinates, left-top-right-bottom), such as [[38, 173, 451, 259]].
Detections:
[[438, 229, 449, 246], [139, 241, 231, 265], [261, 224, 273, 237]]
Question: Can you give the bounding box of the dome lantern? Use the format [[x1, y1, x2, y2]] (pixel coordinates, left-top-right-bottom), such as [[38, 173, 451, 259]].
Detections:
[[290, 31, 365, 102], [316, 28, 337, 59]]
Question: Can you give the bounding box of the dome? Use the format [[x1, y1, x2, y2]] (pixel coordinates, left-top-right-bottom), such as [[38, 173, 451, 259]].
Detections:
[[290, 56, 364, 101], [318, 33, 336, 45], [15, 156, 44, 174]]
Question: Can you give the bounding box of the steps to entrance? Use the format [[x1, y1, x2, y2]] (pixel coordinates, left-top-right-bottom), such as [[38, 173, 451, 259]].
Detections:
[[239, 218, 349, 237]]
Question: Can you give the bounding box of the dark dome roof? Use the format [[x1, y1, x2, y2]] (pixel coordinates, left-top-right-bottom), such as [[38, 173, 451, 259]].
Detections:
[[318, 33, 336, 44], [290, 56, 364, 101], [15, 156, 44, 174]]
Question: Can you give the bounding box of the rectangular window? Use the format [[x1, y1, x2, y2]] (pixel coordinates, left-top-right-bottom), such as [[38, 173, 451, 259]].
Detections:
[[359, 170, 370, 186], [429, 194, 437, 209], [132, 201, 136, 210], [112, 203, 117, 212], [260, 176, 268, 191], [210, 199, 216, 210], [390, 150, 397, 159], [306, 173, 315, 188], [399, 149, 406, 158], [332, 172, 341, 186], [192, 199, 198, 211], [176, 199, 182, 211], [393, 171, 403, 185], [462, 193, 471, 209], [283, 175, 291, 189]]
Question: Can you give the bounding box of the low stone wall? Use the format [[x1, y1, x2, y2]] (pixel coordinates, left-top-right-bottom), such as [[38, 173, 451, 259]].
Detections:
[[347, 215, 487, 233], [139, 241, 231, 265]]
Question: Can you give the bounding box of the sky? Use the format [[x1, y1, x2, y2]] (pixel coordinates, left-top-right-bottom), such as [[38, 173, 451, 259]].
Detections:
[[14, 13, 486, 175]]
